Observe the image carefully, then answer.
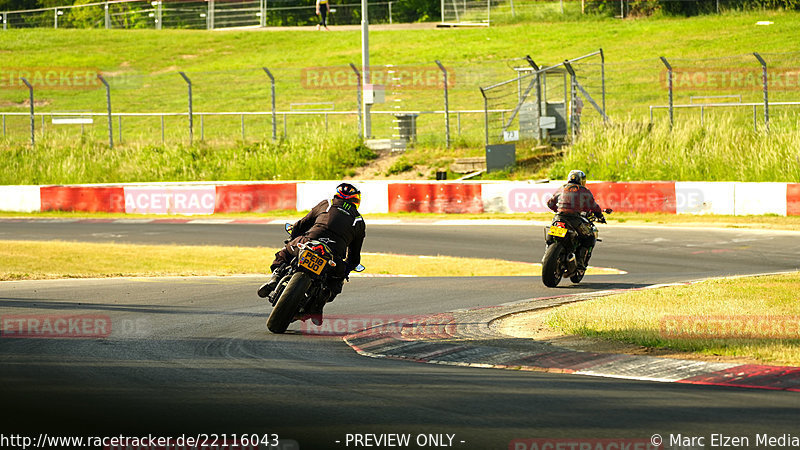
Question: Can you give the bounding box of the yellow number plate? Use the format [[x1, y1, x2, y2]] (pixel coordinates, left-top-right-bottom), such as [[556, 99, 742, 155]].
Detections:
[[299, 249, 327, 275], [548, 226, 568, 237]]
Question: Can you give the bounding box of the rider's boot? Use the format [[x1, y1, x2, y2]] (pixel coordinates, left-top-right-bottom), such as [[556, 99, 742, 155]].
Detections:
[[307, 302, 325, 326], [577, 247, 593, 271], [257, 264, 286, 298], [306, 282, 341, 326], [576, 246, 591, 272]]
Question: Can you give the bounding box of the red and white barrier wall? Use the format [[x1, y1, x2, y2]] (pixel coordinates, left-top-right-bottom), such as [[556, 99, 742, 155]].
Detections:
[[0, 181, 798, 216]]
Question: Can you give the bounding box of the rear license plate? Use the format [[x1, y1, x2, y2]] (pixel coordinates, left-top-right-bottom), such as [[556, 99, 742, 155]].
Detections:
[[299, 249, 327, 275], [548, 225, 568, 238]]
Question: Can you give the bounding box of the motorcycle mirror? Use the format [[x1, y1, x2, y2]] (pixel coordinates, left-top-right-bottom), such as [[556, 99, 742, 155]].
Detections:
[[354, 264, 366, 272], [603, 208, 613, 214], [284, 223, 293, 235]]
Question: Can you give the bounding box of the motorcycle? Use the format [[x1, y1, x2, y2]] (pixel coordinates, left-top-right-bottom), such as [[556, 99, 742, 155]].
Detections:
[[265, 223, 364, 334], [541, 209, 612, 288]]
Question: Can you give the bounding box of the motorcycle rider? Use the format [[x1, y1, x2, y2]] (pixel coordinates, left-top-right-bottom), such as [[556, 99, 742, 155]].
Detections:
[[258, 183, 366, 318], [546, 170, 606, 273]]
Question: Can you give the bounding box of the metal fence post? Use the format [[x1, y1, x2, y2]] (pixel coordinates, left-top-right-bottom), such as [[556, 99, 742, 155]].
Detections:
[[600, 47, 606, 122], [434, 60, 450, 148], [479, 87, 488, 147], [179, 71, 193, 143], [156, 1, 162, 30], [104, 2, 110, 29], [207, 0, 214, 29], [349, 63, 362, 136], [659, 56, 673, 127], [563, 62, 578, 140], [262, 67, 277, 140], [754, 52, 769, 133], [97, 74, 114, 148], [2, 13, 6, 30], [388, 1, 392, 24], [21, 77, 34, 148]]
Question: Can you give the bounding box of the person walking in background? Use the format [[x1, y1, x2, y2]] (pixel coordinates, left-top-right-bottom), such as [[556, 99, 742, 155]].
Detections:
[[316, 0, 330, 30]]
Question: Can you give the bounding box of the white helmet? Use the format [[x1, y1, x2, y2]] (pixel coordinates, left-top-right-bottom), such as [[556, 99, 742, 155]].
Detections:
[[567, 170, 586, 186]]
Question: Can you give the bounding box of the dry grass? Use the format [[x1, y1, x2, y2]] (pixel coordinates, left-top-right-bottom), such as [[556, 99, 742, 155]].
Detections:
[[546, 272, 800, 365], [0, 240, 619, 281]]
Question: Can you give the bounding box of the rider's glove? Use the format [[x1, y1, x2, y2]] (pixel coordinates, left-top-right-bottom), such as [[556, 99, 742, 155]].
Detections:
[[599, 215, 607, 224]]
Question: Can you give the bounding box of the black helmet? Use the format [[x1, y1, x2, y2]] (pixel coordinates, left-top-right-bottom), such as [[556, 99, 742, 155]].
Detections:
[[335, 183, 361, 208], [567, 170, 587, 186]]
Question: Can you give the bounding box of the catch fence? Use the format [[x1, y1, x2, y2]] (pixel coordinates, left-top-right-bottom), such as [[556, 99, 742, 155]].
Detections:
[[3, 51, 800, 149]]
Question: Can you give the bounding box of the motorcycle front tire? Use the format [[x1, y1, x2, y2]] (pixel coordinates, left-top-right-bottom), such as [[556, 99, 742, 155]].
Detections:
[[541, 243, 564, 288], [267, 271, 313, 334]]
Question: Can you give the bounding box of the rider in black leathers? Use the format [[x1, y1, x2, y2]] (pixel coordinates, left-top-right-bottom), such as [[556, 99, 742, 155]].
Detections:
[[258, 183, 366, 315], [547, 170, 606, 272]]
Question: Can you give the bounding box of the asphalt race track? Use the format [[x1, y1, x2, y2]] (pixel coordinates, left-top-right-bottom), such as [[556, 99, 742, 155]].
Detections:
[[1, 220, 799, 450]]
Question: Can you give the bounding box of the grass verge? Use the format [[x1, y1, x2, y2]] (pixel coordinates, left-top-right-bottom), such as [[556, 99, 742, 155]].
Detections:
[[0, 240, 618, 281], [0, 126, 376, 185], [546, 272, 800, 365], [550, 118, 800, 182]]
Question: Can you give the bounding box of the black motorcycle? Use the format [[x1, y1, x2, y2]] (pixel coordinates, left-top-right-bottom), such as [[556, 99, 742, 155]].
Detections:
[[265, 224, 364, 334], [541, 209, 611, 288]]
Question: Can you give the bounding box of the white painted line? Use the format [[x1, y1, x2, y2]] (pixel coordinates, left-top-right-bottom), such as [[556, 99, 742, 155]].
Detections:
[[112, 219, 156, 224], [186, 219, 236, 224]]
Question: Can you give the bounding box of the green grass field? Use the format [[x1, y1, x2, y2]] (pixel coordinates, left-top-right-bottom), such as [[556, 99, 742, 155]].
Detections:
[[0, 239, 620, 280], [546, 272, 800, 365], [3, 12, 799, 121], [2, 12, 800, 182]]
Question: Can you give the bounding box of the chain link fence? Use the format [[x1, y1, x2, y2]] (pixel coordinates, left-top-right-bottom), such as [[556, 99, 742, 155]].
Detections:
[[1, 0, 395, 30], [2, 50, 800, 148], [478, 49, 800, 148], [0, 59, 516, 147], [4, 0, 796, 30], [480, 51, 607, 146]]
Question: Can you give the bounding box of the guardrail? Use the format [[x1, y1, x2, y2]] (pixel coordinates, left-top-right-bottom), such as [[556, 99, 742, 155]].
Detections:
[[0, 109, 511, 146], [649, 101, 800, 129]]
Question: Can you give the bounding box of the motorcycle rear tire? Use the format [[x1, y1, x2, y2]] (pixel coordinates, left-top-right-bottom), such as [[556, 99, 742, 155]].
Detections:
[[541, 243, 564, 288], [267, 271, 312, 334]]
